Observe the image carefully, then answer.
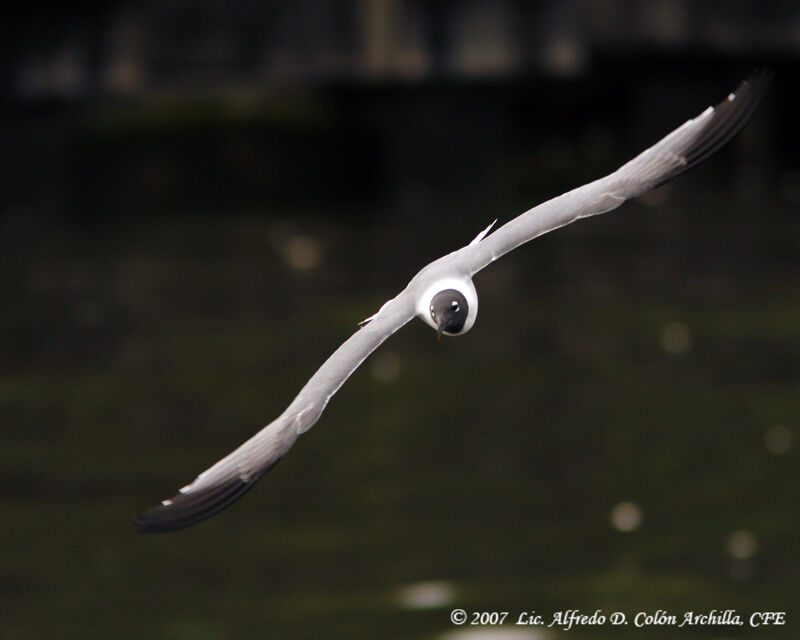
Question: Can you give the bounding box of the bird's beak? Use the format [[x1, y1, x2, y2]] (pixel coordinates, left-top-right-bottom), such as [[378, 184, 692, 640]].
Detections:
[[436, 318, 444, 340]]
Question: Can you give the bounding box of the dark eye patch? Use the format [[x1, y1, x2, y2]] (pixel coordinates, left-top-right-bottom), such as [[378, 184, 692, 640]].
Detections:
[[430, 289, 469, 335]]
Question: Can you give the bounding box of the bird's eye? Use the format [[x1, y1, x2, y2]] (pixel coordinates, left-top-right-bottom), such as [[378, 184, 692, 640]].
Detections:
[[451, 301, 459, 311]]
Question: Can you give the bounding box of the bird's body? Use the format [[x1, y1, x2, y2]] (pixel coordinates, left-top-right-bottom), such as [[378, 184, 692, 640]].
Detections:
[[136, 71, 770, 532]]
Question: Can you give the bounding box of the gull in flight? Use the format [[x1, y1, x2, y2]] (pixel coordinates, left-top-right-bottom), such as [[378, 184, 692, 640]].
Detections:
[[136, 71, 770, 532]]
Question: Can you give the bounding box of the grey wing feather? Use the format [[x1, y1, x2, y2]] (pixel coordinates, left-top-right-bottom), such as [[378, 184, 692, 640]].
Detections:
[[135, 292, 417, 532], [463, 70, 771, 275]]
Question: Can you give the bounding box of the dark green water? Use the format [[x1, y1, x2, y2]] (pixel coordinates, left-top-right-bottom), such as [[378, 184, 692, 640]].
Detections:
[[1, 197, 798, 639]]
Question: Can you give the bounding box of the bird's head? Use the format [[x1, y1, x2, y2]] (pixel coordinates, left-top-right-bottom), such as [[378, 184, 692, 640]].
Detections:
[[430, 289, 469, 337], [417, 278, 478, 337]]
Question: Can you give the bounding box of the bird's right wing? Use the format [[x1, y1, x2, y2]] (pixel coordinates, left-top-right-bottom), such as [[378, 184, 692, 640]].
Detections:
[[134, 290, 417, 532], [463, 71, 771, 275]]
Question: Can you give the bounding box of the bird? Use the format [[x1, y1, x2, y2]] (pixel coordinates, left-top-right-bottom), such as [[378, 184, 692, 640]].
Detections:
[[135, 71, 771, 532]]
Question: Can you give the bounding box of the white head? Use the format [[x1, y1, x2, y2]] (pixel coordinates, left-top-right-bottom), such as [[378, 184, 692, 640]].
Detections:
[[416, 277, 478, 337]]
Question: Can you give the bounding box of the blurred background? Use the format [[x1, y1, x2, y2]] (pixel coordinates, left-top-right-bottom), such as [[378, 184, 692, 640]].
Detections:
[[1, 1, 798, 639]]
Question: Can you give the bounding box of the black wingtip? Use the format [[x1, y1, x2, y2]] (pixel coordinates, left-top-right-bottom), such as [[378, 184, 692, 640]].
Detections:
[[134, 459, 281, 533], [653, 68, 771, 189], [685, 68, 771, 164]]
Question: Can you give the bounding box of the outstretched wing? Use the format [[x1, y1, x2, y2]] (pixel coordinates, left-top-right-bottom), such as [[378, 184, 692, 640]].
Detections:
[[136, 72, 769, 532], [462, 71, 771, 275], [135, 292, 417, 532]]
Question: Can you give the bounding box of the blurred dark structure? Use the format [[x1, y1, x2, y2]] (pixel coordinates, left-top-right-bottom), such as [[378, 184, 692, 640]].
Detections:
[[1, 1, 797, 221], [4, 1, 799, 95]]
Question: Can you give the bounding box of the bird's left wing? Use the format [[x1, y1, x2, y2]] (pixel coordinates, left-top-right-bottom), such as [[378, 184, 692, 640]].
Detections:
[[135, 291, 417, 532], [461, 71, 771, 275]]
